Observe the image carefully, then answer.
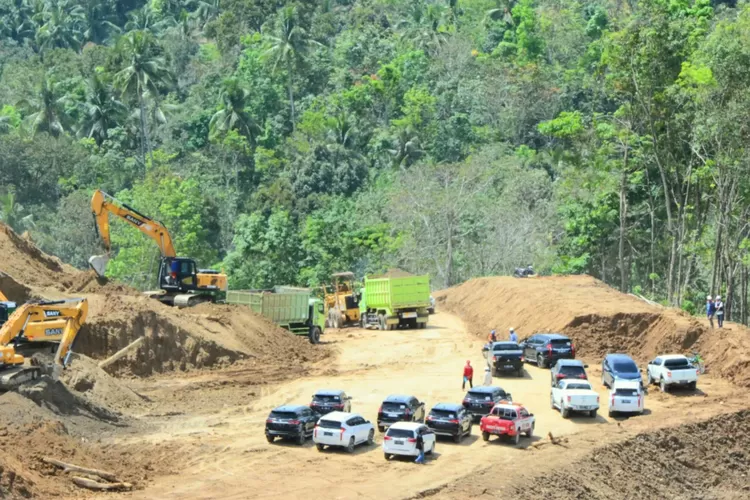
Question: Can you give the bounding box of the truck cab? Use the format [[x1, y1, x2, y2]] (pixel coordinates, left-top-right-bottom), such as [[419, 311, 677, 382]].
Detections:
[[479, 402, 535, 445], [647, 355, 699, 392]]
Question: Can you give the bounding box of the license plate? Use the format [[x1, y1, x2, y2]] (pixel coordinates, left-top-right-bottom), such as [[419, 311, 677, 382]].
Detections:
[[395, 440, 404, 445], [621, 400, 631, 404], [504, 365, 514, 369], [387, 413, 399, 418], [472, 404, 483, 409], [324, 432, 333, 436], [402, 312, 417, 318]]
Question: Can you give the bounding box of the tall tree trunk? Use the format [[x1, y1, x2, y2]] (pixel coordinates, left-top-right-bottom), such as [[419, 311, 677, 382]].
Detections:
[[618, 154, 629, 293], [287, 70, 296, 131], [137, 88, 153, 168]]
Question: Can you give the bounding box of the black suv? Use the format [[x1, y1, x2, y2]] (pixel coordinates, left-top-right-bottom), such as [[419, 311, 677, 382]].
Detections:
[[462, 386, 512, 421], [265, 405, 318, 445], [309, 389, 351, 415], [487, 342, 524, 376], [426, 403, 473, 443], [520, 333, 575, 369], [377, 395, 426, 432]]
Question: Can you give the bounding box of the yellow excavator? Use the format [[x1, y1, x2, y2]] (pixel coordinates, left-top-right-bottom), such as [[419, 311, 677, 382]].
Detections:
[[0, 297, 88, 390], [89, 190, 228, 307]]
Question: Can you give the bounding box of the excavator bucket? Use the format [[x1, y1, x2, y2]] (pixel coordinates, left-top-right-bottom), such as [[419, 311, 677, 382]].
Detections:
[[88, 254, 110, 277]]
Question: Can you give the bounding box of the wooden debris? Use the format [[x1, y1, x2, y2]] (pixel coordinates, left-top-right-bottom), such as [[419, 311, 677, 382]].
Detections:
[[42, 457, 119, 482], [71, 477, 132, 491]]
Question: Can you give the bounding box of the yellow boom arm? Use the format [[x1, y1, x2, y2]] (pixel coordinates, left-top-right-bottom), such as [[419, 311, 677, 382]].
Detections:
[[90, 190, 177, 276], [0, 298, 88, 369]]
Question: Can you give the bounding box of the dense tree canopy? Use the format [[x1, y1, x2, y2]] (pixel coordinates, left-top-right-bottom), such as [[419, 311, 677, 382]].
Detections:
[[2, 0, 750, 323]]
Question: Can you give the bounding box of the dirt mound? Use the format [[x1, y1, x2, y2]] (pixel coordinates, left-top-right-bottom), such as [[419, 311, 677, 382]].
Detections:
[[60, 354, 148, 412], [505, 409, 750, 499], [0, 271, 34, 303], [65, 269, 140, 295], [17, 376, 121, 423], [0, 223, 78, 289], [437, 275, 750, 387]]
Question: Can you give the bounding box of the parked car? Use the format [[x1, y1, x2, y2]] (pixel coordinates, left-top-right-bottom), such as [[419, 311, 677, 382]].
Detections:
[[608, 379, 644, 417], [602, 353, 643, 388], [265, 405, 318, 445], [550, 379, 599, 418], [428, 296, 436, 314], [313, 411, 374, 453], [462, 386, 512, 421], [646, 354, 699, 392], [383, 422, 436, 461], [479, 402, 535, 445], [309, 389, 351, 415], [550, 359, 588, 386], [425, 403, 472, 443], [519, 333, 575, 368], [488, 342, 524, 376], [377, 395, 426, 432]]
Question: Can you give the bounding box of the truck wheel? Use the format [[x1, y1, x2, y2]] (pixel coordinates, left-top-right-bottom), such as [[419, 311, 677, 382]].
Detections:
[[512, 433, 520, 445], [316, 443, 325, 452], [688, 381, 696, 391], [561, 406, 570, 419], [537, 355, 546, 369], [660, 378, 667, 393], [308, 327, 321, 345], [589, 409, 597, 418], [647, 372, 654, 385], [482, 431, 490, 442], [361, 314, 367, 328], [384, 453, 390, 461], [526, 423, 534, 438], [378, 314, 386, 331]]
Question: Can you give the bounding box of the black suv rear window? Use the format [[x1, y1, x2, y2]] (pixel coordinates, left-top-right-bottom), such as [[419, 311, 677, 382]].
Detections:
[[270, 411, 297, 419], [467, 391, 491, 401], [664, 358, 690, 369], [318, 419, 342, 429], [550, 339, 571, 346], [615, 388, 638, 397], [383, 402, 407, 411], [493, 344, 518, 351], [559, 366, 585, 376], [386, 428, 414, 438], [613, 361, 638, 373], [313, 395, 341, 403], [429, 409, 457, 419]]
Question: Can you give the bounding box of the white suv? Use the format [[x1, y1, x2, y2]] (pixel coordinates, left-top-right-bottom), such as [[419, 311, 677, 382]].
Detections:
[[313, 412, 374, 453], [608, 379, 644, 417], [382, 422, 436, 461]]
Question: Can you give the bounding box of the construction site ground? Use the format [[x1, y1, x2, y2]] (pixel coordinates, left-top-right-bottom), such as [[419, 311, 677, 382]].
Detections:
[[3, 224, 750, 499]]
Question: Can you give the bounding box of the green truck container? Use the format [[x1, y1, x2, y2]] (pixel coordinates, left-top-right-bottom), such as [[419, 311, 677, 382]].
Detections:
[[359, 274, 430, 330], [226, 287, 325, 344]]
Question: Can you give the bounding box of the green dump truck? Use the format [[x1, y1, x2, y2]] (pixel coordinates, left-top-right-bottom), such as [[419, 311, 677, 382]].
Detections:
[[226, 287, 325, 344], [359, 273, 430, 330]]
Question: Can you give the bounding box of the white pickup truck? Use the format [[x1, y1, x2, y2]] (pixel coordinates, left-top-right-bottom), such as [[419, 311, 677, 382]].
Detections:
[[646, 354, 699, 392], [550, 379, 599, 418]]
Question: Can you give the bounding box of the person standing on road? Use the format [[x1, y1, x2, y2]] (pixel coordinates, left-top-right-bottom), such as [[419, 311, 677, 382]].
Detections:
[[509, 328, 518, 343], [488, 329, 497, 343], [462, 360, 474, 389], [414, 430, 425, 464], [715, 295, 725, 328], [483, 366, 492, 386], [706, 295, 715, 329]]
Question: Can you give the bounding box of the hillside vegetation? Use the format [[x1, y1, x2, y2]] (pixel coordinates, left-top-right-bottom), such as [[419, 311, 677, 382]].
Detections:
[[1, 0, 749, 322]]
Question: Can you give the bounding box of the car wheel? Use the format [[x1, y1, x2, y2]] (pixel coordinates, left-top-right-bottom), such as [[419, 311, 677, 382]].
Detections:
[[526, 423, 534, 438], [296, 427, 306, 445], [346, 436, 355, 453], [561, 406, 570, 419], [378, 425, 384, 433], [454, 432, 461, 443], [482, 431, 490, 442], [517, 368, 523, 377], [688, 381, 697, 391], [589, 409, 597, 418], [537, 355, 545, 369], [384, 453, 390, 461], [266, 435, 274, 444], [660, 378, 667, 393], [367, 429, 375, 446], [647, 372, 654, 385], [608, 410, 615, 418], [550, 394, 555, 410], [512, 432, 520, 445], [316, 443, 325, 452]]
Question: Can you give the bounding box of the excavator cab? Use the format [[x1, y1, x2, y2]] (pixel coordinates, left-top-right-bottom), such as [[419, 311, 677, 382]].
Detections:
[[158, 257, 199, 292]]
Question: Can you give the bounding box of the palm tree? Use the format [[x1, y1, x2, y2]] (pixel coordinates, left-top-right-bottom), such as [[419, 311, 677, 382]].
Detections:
[[80, 0, 120, 44], [124, 5, 174, 36], [0, 0, 36, 42], [209, 78, 260, 147], [22, 75, 69, 137], [264, 6, 322, 130], [78, 73, 126, 144], [396, 1, 448, 54], [114, 30, 170, 165], [34, 0, 85, 54], [190, 0, 220, 30]]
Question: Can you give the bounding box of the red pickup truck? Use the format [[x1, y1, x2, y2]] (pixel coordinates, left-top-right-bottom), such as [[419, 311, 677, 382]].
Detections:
[[479, 402, 535, 445]]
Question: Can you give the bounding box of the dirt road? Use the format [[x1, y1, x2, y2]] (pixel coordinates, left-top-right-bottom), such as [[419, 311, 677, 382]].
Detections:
[[115, 311, 746, 500]]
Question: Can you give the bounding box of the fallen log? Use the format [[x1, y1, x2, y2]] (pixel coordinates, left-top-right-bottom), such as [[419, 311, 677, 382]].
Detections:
[[42, 457, 119, 482], [98, 337, 145, 369], [72, 477, 132, 491]]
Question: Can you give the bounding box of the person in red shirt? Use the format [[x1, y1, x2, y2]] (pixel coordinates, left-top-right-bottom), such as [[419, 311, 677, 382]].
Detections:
[[462, 360, 474, 389]]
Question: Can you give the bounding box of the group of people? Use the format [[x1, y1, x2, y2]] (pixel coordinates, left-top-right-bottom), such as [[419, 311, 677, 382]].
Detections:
[[462, 327, 520, 391], [706, 295, 725, 328]]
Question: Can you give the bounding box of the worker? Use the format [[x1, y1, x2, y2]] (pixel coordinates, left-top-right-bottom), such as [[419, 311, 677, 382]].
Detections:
[[462, 360, 474, 389], [706, 295, 715, 329], [488, 329, 497, 343], [483, 366, 492, 386], [715, 295, 725, 328], [414, 429, 425, 464], [509, 328, 518, 343]]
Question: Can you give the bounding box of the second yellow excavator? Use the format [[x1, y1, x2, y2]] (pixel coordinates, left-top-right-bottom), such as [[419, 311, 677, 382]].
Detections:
[[89, 190, 228, 307], [0, 297, 88, 390]]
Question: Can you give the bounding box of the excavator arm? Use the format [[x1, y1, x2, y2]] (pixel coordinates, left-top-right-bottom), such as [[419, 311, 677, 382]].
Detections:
[[0, 298, 88, 389], [89, 190, 177, 276]]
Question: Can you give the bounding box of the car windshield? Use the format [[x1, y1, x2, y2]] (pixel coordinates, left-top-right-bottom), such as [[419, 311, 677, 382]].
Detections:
[[664, 358, 691, 369], [493, 344, 518, 351], [318, 419, 342, 429], [429, 409, 456, 419], [269, 411, 297, 420], [386, 428, 414, 438], [550, 339, 571, 346], [613, 361, 639, 373], [559, 366, 585, 376], [615, 388, 639, 397], [313, 395, 341, 403], [383, 402, 407, 411], [566, 383, 591, 390]]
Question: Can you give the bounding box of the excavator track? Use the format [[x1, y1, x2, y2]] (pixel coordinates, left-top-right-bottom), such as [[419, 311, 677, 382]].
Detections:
[[0, 366, 42, 391]]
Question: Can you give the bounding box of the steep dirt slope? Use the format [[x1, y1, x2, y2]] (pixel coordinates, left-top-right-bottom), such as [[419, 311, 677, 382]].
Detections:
[[437, 275, 750, 387]]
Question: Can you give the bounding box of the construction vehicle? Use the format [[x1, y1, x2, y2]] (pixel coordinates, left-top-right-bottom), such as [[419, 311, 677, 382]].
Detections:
[[323, 272, 361, 329], [0, 298, 88, 390], [89, 190, 228, 307], [226, 287, 325, 344], [0, 290, 16, 326], [359, 273, 430, 330]]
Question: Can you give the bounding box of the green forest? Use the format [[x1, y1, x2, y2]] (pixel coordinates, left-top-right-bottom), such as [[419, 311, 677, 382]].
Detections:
[[1, 0, 749, 321]]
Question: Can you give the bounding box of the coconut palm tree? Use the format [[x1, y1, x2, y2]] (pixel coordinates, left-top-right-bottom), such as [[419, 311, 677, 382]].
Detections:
[[22, 75, 70, 137], [34, 0, 86, 54], [209, 78, 260, 147], [114, 30, 170, 165], [78, 73, 126, 144]]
